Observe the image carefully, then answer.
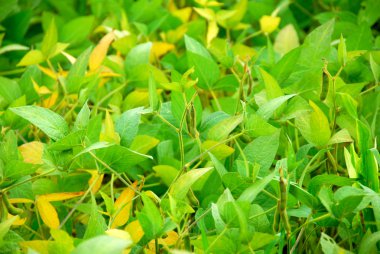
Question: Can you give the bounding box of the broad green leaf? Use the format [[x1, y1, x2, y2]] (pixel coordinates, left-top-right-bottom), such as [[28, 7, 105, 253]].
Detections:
[[72, 235, 132, 254], [41, 18, 58, 58], [170, 167, 213, 200], [66, 47, 92, 93], [185, 35, 220, 90], [257, 94, 296, 120], [74, 103, 91, 131], [242, 131, 280, 175], [238, 170, 276, 203], [259, 68, 283, 100], [11, 106, 69, 140], [137, 192, 163, 239], [359, 231, 380, 254], [207, 114, 243, 141], [149, 73, 159, 111], [320, 233, 352, 254], [296, 101, 331, 147], [308, 175, 355, 196], [338, 34, 347, 67], [274, 24, 299, 55], [115, 107, 146, 147], [84, 195, 107, 239]]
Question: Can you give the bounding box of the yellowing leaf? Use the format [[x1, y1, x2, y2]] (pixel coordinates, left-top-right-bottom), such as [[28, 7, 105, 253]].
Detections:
[[89, 32, 115, 71], [202, 140, 234, 160], [148, 231, 179, 251], [38, 65, 58, 80], [20, 240, 50, 254], [151, 42, 174, 60], [171, 7, 192, 23], [106, 229, 132, 241], [9, 198, 34, 204], [17, 50, 45, 66], [100, 111, 121, 144], [111, 181, 138, 228], [259, 15, 281, 34], [130, 135, 159, 154], [194, 7, 215, 21], [87, 170, 104, 194], [274, 24, 299, 55], [207, 20, 219, 45], [18, 141, 44, 164], [8, 214, 27, 226], [42, 91, 58, 108], [38, 192, 84, 202], [36, 198, 60, 229], [32, 79, 51, 95], [125, 220, 144, 243]]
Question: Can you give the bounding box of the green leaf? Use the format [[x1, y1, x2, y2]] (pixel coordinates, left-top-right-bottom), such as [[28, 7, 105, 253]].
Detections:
[[149, 73, 159, 111], [296, 101, 331, 147], [72, 235, 132, 254], [137, 192, 163, 239], [274, 24, 299, 55], [338, 34, 347, 67], [242, 131, 280, 175], [185, 35, 220, 90], [41, 18, 58, 58], [11, 106, 69, 141], [115, 107, 146, 147], [257, 94, 296, 120], [238, 170, 276, 203], [320, 232, 352, 254], [18, 50, 45, 66], [207, 114, 243, 141], [170, 167, 213, 200], [84, 195, 107, 239], [74, 103, 91, 131], [359, 231, 380, 254], [60, 16, 95, 46], [308, 175, 355, 196], [66, 47, 92, 93]]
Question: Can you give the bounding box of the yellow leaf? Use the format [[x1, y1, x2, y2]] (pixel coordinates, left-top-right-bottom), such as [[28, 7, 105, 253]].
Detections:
[[9, 198, 34, 204], [38, 192, 84, 202], [20, 240, 50, 254], [171, 7, 192, 23], [89, 32, 115, 71], [207, 20, 219, 45], [8, 214, 27, 226], [42, 91, 58, 108], [38, 65, 58, 80], [193, 7, 215, 21], [18, 141, 44, 164], [259, 15, 281, 34], [106, 229, 132, 241], [36, 198, 59, 229], [148, 231, 179, 251], [32, 79, 51, 95], [125, 220, 144, 243], [130, 135, 159, 154], [111, 181, 138, 228], [150, 42, 174, 60], [202, 140, 234, 160], [86, 170, 104, 194], [100, 111, 121, 144]]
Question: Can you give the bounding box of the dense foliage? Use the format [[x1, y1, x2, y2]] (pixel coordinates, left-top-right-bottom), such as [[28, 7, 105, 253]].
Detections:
[[0, 0, 380, 253]]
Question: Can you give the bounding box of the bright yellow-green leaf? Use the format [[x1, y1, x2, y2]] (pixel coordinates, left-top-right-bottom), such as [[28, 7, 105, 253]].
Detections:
[[17, 50, 45, 66], [36, 198, 60, 229], [202, 140, 234, 160], [111, 181, 137, 228], [260, 15, 281, 34], [130, 135, 159, 154], [100, 111, 121, 144], [296, 101, 331, 147], [274, 24, 299, 55], [89, 32, 115, 71], [18, 141, 44, 164], [38, 192, 84, 202]]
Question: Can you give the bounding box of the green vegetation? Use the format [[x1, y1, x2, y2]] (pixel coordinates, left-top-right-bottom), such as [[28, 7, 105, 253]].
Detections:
[[0, 0, 380, 253]]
